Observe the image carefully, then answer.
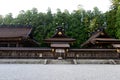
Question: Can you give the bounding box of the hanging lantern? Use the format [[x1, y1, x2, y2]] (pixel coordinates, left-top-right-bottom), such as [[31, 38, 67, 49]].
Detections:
[[117, 49, 120, 53], [52, 49, 54, 52], [66, 49, 68, 52]]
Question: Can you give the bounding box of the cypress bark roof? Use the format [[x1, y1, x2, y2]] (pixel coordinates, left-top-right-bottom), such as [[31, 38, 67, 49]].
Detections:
[[81, 29, 120, 47], [0, 26, 32, 38], [45, 26, 75, 43], [0, 25, 40, 46]]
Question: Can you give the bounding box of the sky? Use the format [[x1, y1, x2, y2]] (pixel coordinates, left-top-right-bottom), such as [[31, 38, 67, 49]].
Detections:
[[0, 0, 111, 17]]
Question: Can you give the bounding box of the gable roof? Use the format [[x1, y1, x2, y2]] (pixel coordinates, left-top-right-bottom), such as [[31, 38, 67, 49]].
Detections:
[[81, 29, 120, 47], [52, 26, 68, 38], [45, 26, 76, 43], [81, 30, 104, 47], [0, 25, 40, 46], [0, 26, 32, 38]]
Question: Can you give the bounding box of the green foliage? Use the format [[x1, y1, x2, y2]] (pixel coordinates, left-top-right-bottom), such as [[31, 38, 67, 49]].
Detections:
[[106, 0, 120, 38], [116, 5, 120, 38], [0, 15, 3, 24], [0, 7, 109, 48]]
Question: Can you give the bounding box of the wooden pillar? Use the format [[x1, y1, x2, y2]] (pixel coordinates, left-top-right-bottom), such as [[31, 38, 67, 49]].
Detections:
[[65, 49, 68, 59], [75, 53, 77, 59], [65, 50, 67, 59], [52, 48, 55, 59], [16, 42, 19, 47]]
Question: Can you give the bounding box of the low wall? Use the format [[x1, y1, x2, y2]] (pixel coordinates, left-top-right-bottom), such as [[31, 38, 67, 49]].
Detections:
[[67, 49, 119, 59], [0, 59, 46, 64], [0, 50, 54, 59], [0, 48, 119, 59], [67, 51, 119, 59]]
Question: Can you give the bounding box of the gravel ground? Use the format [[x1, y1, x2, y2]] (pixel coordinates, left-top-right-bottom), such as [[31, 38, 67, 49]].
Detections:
[[0, 64, 120, 80]]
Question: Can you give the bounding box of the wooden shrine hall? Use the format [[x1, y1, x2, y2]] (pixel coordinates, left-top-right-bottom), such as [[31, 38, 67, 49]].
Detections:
[[44, 26, 75, 59], [0, 25, 120, 59], [0, 26, 39, 47]]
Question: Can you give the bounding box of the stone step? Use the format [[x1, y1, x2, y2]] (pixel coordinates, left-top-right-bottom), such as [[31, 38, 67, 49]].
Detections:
[[0, 59, 45, 64], [76, 59, 116, 64], [47, 59, 74, 64]]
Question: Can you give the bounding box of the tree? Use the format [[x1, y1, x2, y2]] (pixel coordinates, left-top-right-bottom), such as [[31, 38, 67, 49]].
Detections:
[[115, 5, 120, 38], [106, 0, 120, 37], [0, 15, 3, 24], [3, 13, 13, 24], [0, 7, 112, 47]]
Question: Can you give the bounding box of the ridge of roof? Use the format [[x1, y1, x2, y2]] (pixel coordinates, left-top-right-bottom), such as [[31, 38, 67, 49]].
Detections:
[[0, 24, 32, 28], [81, 27, 111, 47]]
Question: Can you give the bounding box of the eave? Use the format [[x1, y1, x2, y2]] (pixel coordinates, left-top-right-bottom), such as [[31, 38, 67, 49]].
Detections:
[[44, 38, 76, 43]]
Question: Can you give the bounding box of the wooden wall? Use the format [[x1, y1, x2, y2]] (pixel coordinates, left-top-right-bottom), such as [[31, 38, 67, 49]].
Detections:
[[0, 49, 119, 59], [67, 51, 119, 59]]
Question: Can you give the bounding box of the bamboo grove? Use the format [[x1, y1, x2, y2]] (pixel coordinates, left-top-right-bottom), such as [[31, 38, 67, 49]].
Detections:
[[0, 0, 119, 48]]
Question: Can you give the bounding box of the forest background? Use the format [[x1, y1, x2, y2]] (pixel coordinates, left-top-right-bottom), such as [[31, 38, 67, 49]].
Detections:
[[0, 0, 119, 48]]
